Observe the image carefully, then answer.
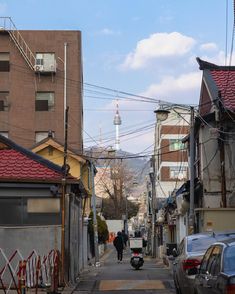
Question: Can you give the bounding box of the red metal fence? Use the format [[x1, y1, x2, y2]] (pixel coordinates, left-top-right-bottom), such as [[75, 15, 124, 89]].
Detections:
[[0, 249, 60, 293]]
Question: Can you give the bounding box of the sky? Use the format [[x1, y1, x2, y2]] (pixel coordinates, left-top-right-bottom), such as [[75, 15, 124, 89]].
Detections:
[[0, 0, 234, 154]]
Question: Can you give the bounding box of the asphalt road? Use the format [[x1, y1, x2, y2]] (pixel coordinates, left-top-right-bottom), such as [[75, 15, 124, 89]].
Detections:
[[71, 245, 176, 294]]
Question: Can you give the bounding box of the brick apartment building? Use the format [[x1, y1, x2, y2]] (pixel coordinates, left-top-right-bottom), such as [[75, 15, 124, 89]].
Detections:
[[150, 105, 190, 257], [155, 106, 190, 201], [0, 18, 83, 152]]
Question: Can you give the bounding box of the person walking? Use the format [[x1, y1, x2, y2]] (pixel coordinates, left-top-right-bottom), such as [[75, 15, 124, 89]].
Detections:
[[113, 231, 124, 263], [121, 230, 128, 248]]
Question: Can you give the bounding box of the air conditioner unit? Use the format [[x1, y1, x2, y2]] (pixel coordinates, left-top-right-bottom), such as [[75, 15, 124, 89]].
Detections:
[[34, 64, 44, 72]]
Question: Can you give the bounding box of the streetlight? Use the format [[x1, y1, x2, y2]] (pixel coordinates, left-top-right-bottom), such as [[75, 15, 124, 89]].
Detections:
[[150, 105, 169, 258], [154, 107, 170, 122]]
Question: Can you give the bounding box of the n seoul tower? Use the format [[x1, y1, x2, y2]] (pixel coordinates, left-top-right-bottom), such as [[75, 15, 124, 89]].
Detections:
[[113, 101, 122, 151]]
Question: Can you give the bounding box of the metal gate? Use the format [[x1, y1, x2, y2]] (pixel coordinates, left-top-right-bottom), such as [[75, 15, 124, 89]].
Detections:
[[0, 248, 60, 293]]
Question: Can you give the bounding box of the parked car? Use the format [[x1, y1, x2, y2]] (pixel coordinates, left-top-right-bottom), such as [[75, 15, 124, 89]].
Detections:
[[172, 231, 235, 294], [194, 238, 235, 294]]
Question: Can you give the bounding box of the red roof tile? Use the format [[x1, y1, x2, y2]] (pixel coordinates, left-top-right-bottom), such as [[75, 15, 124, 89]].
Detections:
[[0, 149, 62, 181], [211, 70, 235, 110]]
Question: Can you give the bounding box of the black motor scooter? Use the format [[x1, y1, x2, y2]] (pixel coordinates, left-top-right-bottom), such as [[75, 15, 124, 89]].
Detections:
[[129, 237, 144, 270]]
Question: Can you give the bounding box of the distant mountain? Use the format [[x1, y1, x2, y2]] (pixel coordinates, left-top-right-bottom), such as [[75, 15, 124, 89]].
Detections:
[[84, 147, 150, 184]]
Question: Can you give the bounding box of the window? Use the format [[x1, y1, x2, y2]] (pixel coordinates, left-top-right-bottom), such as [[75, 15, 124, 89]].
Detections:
[[0, 198, 22, 225], [224, 246, 235, 271], [0, 53, 10, 71], [207, 246, 222, 276], [169, 139, 184, 151], [35, 92, 54, 111], [200, 246, 213, 273], [169, 166, 187, 179], [35, 131, 54, 143], [187, 236, 216, 253], [0, 92, 9, 111]]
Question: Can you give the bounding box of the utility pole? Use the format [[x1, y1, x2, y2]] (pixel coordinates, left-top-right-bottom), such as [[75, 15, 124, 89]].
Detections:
[[61, 106, 69, 283], [125, 194, 128, 235], [64, 42, 67, 138], [189, 106, 195, 235], [149, 155, 157, 258], [216, 93, 227, 208], [90, 160, 100, 267]]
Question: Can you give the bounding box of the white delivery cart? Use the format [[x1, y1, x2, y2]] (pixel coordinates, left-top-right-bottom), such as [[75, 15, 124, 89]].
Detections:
[[129, 237, 143, 249]]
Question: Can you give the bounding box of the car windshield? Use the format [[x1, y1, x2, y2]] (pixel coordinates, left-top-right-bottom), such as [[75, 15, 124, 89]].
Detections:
[[224, 245, 235, 272], [187, 233, 235, 253], [187, 236, 217, 252]]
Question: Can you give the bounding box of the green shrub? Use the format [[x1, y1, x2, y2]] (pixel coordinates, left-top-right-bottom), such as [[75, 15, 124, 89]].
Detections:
[[88, 212, 109, 245]]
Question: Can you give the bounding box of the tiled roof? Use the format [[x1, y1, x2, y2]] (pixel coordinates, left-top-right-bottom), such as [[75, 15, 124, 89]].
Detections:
[[197, 58, 235, 112], [0, 149, 63, 181], [210, 70, 235, 111]]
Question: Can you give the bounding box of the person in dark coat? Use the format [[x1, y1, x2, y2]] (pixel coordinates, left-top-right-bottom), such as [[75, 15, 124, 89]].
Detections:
[[113, 231, 124, 263], [121, 230, 128, 248]]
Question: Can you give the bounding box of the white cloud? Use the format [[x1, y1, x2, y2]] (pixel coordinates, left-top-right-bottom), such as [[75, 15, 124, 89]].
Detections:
[[196, 49, 235, 66], [200, 42, 218, 52], [142, 71, 201, 104], [121, 32, 196, 70]]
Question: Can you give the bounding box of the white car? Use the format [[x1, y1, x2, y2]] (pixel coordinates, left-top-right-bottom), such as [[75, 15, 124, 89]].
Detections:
[[172, 231, 235, 294]]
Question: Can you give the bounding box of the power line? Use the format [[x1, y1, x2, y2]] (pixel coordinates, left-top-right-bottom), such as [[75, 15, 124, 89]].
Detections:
[[10, 61, 195, 108], [225, 0, 229, 65]]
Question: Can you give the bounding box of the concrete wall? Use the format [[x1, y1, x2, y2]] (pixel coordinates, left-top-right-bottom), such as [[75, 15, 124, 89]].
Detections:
[[199, 123, 235, 208], [0, 225, 61, 258], [106, 220, 124, 236], [199, 125, 221, 194], [196, 208, 235, 231], [0, 225, 61, 287], [176, 214, 187, 244]]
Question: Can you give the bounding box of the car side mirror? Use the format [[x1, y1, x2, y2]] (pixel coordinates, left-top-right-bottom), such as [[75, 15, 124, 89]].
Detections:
[[172, 248, 178, 257]]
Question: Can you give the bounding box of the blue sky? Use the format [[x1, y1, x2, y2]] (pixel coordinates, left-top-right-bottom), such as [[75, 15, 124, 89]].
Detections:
[[0, 0, 233, 154]]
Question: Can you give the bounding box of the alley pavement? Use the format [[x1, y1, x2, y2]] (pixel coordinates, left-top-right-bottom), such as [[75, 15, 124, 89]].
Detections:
[[60, 245, 176, 294]]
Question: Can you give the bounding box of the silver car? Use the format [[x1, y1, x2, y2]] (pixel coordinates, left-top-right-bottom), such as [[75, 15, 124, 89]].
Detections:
[[172, 232, 235, 294], [194, 239, 235, 294]]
